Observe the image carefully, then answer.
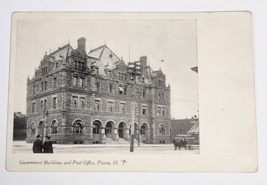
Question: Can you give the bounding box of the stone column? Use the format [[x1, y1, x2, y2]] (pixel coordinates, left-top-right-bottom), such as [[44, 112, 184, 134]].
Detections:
[[124, 128, 130, 140], [113, 127, 119, 141], [100, 127, 106, 144]]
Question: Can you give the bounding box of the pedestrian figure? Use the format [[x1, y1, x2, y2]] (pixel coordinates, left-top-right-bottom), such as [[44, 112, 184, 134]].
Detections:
[[32, 135, 43, 153], [43, 135, 53, 153]]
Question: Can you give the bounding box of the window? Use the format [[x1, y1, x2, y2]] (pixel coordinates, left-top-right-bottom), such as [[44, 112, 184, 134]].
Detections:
[[32, 102, 36, 113], [108, 101, 114, 112], [142, 106, 147, 115], [54, 78, 57, 88], [119, 86, 123, 95], [74, 61, 77, 69], [162, 107, 165, 116], [41, 82, 43, 91], [158, 93, 161, 99], [95, 67, 99, 74], [159, 125, 165, 135], [31, 123, 36, 135], [95, 82, 100, 91], [108, 71, 112, 76], [51, 120, 58, 134], [79, 78, 84, 87], [73, 121, 83, 134], [94, 100, 100, 111], [56, 62, 58, 68], [44, 81, 47, 90], [157, 107, 161, 116], [120, 103, 126, 113], [80, 97, 85, 109], [44, 100, 47, 110], [109, 84, 113, 93], [140, 124, 146, 135], [33, 85, 35, 94], [124, 86, 127, 95], [142, 90, 146, 98], [52, 97, 57, 109], [40, 100, 43, 112], [130, 75, 134, 81], [142, 77, 145, 83], [93, 121, 100, 134], [73, 77, 78, 86], [78, 61, 81, 69], [179, 126, 183, 131]]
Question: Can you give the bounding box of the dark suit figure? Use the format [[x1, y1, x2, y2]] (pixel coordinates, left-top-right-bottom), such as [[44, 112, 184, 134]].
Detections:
[[33, 135, 43, 153], [43, 136, 53, 153]]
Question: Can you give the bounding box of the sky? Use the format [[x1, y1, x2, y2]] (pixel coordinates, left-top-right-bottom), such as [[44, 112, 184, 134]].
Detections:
[[14, 19, 198, 119]]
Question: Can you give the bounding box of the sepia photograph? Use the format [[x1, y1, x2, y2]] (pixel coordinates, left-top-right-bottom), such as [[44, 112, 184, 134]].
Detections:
[[12, 18, 199, 154]]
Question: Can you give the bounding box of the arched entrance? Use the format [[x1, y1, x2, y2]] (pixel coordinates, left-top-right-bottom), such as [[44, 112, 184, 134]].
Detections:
[[73, 120, 83, 134], [140, 123, 149, 135], [118, 122, 127, 138], [129, 122, 138, 135], [105, 121, 114, 138], [93, 120, 101, 134], [38, 121, 44, 136]]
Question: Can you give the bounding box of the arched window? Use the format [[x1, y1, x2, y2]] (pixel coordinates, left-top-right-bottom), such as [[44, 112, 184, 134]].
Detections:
[[31, 123, 36, 135], [51, 120, 58, 134], [140, 124, 146, 135], [73, 121, 83, 134], [93, 121, 101, 134], [159, 124, 165, 135]]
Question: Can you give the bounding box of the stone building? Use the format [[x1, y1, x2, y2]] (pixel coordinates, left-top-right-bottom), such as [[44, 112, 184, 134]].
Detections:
[[26, 37, 171, 144]]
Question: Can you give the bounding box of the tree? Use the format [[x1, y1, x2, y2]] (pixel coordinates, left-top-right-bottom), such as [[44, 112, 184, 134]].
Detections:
[[13, 112, 27, 140]]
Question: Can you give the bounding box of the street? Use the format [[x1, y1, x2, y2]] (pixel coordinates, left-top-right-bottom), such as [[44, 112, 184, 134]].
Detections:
[[13, 141, 199, 154]]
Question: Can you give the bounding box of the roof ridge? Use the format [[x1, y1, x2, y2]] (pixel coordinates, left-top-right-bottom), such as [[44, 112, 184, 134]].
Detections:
[[50, 43, 70, 56], [89, 45, 105, 53]]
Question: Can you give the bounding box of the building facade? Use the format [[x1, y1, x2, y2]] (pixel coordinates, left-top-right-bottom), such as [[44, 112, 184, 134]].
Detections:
[[26, 37, 171, 144]]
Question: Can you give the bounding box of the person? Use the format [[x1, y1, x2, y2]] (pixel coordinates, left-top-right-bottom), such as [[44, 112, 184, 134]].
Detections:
[[32, 135, 43, 153], [43, 135, 53, 153]]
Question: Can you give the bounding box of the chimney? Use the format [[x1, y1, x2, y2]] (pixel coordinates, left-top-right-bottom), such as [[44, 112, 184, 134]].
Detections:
[[139, 56, 147, 68], [77, 37, 86, 53]]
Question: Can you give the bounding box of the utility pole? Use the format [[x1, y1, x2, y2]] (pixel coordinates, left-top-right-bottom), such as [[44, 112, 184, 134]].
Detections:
[[128, 60, 142, 152], [137, 91, 141, 146]]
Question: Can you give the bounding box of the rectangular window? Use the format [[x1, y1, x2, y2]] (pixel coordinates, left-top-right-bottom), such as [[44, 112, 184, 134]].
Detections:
[[72, 97, 78, 108], [56, 63, 58, 68], [142, 106, 147, 115], [120, 103, 126, 113], [79, 78, 84, 87], [54, 78, 57, 88], [44, 81, 47, 90], [80, 97, 85, 109], [74, 61, 77, 69], [53, 97, 57, 109], [40, 100, 43, 112], [158, 93, 161, 99], [73, 77, 78, 86], [124, 86, 127, 95], [33, 85, 35, 94], [95, 67, 99, 74], [32, 103, 36, 113], [109, 84, 113, 93], [94, 100, 100, 111], [157, 107, 161, 116], [108, 101, 114, 112], [41, 82, 43, 91], [142, 90, 146, 98], [96, 82, 100, 91], [162, 107, 165, 116], [44, 99, 47, 110]]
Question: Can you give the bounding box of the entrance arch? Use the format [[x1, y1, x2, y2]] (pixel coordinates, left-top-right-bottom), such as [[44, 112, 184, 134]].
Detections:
[[93, 120, 102, 134], [105, 121, 115, 138], [38, 121, 44, 136], [140, 123, 149, 135], [118, 122, 127, 138]]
